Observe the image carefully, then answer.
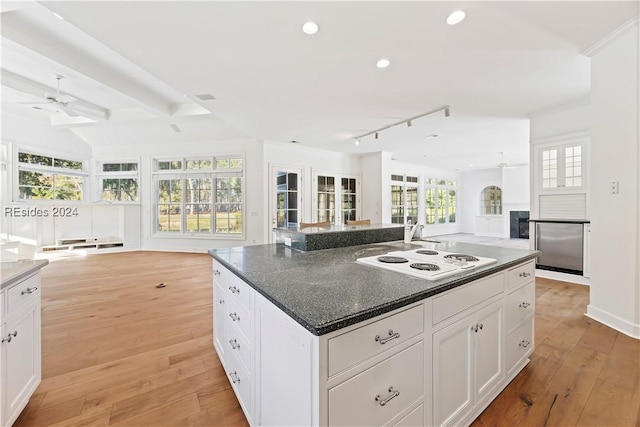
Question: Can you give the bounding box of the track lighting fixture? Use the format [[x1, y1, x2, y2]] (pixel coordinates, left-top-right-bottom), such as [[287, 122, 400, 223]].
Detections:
[[351, 105, 450, 143]]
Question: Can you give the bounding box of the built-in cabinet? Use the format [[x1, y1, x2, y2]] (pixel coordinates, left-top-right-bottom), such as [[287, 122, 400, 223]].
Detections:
[[0, 272, 42, 427], [212, 259, 535, 426], [475, 216, 503, 237]]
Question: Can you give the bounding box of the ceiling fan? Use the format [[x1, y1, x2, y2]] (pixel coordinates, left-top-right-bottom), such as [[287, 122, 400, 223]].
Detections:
[[18, 75, 81, 117], [497, 152, 516, 169]]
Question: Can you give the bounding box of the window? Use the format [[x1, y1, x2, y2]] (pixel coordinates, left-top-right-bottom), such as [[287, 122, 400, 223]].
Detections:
[[153, 155, 244, 236], [17, 151, 86, 201], [480, 186, 502, 215], [425, 178, 457, 224], [98, 161, 139, 202], [341, 178, 357, 223], [317, 176, 336, 223], [390, 175, 418, 224], [540, 144, 583, 189], [313, 172, 359, 224]]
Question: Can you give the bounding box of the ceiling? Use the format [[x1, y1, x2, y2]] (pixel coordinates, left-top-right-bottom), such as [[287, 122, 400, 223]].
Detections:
[[1, 1, 638, 171]]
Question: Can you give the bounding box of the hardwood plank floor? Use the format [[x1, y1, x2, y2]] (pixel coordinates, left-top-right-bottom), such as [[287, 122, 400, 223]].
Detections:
[[14, 252, 640, 426]]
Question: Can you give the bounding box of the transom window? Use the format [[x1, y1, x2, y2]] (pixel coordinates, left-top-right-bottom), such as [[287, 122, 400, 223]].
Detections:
[[152, 155, 244, 236]]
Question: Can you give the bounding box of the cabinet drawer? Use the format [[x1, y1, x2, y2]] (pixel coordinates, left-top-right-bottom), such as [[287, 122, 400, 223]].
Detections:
[[6, 273, 40, 317], [328, 341, 424, 427], [507, 261, 534, 290], [225, 324, 251, 374], [432, 273, 503, 325], [1, 290, 4, 323], [505, 318, 534, 374], [225, 296, 251, 343], [393, 403, 423, 427], [328, 305, 424, 377], [506, 282, 535, 332], [214, 263, 252, 311], [225, 350, 252, 419]]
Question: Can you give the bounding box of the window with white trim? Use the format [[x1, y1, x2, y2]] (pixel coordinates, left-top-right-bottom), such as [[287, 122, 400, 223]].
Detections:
[[17, 151, 87, 201], [152, 155, 244, 236], [426, 178, 457, 224], [540, 144, 583, 189], [390, 174, 418, 224], [313, 172, 360, 224], [97, 161, 139, 202]]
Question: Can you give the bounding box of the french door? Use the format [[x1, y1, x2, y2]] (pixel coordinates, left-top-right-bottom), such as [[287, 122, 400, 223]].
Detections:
[[269, 165, 302, 243]]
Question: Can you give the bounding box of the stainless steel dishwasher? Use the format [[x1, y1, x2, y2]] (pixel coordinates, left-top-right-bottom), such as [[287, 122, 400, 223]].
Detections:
[[535, 222, 584, 275]]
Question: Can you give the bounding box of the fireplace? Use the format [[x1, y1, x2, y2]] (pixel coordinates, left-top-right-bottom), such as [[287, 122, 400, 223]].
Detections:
[[510, 211, 530, 239]]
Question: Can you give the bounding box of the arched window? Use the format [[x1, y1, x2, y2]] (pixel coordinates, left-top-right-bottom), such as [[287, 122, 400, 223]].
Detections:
[[480, 186, 502, 215]]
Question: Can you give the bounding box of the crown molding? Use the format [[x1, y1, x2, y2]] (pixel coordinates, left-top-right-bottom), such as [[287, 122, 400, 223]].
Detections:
[[582, 16, 639, 57]]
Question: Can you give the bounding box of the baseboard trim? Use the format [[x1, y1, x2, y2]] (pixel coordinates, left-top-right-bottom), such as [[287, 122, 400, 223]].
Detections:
[[586, 305, 640, 339]]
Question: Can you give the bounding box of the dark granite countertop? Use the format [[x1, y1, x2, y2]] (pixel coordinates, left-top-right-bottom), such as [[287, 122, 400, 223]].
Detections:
[[274, 223, 403, 234], [1, 259, 49, 290], [209, 240, 539, 336]]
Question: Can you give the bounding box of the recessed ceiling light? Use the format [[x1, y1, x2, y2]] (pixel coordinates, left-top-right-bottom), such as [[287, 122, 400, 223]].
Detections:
[[447, 10, 466, 25], [302, 22, 319, 35], [376, 58, 390, 68]]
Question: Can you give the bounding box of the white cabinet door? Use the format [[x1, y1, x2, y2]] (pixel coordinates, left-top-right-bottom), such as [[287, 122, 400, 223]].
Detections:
[[473, 301, 503, 402], [213, 281, 226, 360], [432, 315, 473, 426], [2, 304, 40, 426]]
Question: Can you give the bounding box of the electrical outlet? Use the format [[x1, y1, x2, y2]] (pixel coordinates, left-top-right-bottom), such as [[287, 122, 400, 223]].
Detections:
[[610, 181, 619, 194]]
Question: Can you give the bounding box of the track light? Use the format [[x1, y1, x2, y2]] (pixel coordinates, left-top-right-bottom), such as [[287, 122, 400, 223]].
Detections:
[[351, 105, 450, 143]]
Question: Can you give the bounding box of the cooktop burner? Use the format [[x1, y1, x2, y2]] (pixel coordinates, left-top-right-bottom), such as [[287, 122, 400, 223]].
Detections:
[[416, 250, 439, 256], [377, 256, 409, 264], [444, 254, 479, 262], [410, 263, 440, 271]]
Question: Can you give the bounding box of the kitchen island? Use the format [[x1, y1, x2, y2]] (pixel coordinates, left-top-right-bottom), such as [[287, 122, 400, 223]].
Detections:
[[210, 240, 539, 426]]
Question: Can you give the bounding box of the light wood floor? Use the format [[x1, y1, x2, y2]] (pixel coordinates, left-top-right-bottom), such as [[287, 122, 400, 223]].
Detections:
[[14, 252, 640, 426]]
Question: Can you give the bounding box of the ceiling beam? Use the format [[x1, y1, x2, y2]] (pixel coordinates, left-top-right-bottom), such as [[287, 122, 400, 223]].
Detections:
[[1, 11, 173, 117]]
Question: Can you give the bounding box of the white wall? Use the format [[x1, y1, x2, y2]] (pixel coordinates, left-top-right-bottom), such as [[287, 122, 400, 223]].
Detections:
[[501, 165, 530, 236], [459, 168, 502, 234], [587, 23, 640, 338], [529, 103, 591, 141]]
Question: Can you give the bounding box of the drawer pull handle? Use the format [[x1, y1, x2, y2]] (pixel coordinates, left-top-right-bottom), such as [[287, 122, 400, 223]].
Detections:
[[229, 371, 240, 384], [519, 302, 531, 308], [375, 329, 400, 345], [229, 338, 240, 350], [219, 299, 224, 305], [519, 272, 531, 278], [375, 386, 400, 406], [519, 340, 531, 348], [228, 286, 240, 294], [471, 323, 483, 333], [213, 270, 221, 276], [229, 312, 240, 322], [21, 287, 38, 295], [2, 331, 17, 343]]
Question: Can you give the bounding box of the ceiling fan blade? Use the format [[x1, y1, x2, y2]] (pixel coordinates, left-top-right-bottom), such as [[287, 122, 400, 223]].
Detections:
[[58, 103, 81, 117], [17, 101, 54, 105], [56, 94, 77, 103]]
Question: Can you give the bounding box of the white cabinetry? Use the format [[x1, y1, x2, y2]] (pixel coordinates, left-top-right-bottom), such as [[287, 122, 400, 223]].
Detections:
[[1, 272, 42, 427], [475, 216, 503, 237], [212, 259, 535, 426], [431, 274, 504, 426], [212, 262, 255, 425]]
